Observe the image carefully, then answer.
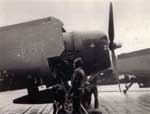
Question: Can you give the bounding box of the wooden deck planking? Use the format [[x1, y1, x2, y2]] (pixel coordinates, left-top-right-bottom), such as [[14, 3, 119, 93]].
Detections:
[[98, 91, 150, 114], [2, 104, 30, 114], [13, 105, 32, 114], [40, 104, 53, 114], [0, 87, 150, 114]]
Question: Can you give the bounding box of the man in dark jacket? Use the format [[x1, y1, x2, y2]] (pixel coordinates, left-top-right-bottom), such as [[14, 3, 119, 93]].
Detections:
[[69, 57, 86, 114]]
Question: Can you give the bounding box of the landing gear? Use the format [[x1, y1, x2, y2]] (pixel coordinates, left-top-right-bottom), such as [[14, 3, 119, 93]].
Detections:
[[64, 96, 73, 114], [53, 92, 101, 114], [138, 77, 150, 88], [123, 82, 133, 94], [123, 75, 136, 94], [123, 76, 150, 94]]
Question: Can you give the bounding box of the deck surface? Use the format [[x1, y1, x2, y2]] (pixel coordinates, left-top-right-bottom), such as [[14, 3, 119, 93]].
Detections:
[[0, 84, 150, 114]]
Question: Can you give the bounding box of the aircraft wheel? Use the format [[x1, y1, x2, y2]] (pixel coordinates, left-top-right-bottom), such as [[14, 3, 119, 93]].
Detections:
[[64, 97, 73, 114]]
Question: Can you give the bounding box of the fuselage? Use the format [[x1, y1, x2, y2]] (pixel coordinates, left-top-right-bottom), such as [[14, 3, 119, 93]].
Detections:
[[0, 17, 111, 89]]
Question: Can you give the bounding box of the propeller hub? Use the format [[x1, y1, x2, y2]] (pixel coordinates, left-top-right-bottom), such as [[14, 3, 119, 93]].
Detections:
[[109, 42, 122, 50]]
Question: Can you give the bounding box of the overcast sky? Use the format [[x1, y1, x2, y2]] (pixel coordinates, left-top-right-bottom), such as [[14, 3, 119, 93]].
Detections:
[[0, 0, 150, 54]]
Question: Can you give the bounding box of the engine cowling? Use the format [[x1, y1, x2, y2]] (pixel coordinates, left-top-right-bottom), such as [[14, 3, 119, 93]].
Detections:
[[63, 31, 111, 75]]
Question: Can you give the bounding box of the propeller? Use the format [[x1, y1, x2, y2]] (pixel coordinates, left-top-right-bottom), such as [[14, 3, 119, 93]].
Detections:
[[108, 2, 121, 92]]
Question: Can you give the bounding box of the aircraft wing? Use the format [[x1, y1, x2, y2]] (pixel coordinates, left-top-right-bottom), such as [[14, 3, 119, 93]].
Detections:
[[118, 48, 150, 77]]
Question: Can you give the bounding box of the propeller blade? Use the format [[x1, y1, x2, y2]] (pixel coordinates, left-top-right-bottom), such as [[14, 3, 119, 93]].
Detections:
[[111, 50, 121, 92], [108, 2, 121, 92], [108, 2, 114, 43]]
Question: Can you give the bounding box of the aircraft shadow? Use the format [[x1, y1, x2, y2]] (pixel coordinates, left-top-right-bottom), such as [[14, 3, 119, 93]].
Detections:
[[13, 88, 54, 104]]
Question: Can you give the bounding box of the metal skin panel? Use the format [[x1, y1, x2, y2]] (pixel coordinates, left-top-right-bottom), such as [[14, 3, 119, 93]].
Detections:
[[0, 17, 64, 74]]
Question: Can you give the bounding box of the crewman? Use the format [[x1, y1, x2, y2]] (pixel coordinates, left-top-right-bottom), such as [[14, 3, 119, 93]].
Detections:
[[52, 84, 66, 114], [82, 75, 99, 109], [2, 70, 9, 90], [123, 75, 136, 94], [69, 57, 86, 114], [27, 74, 38, 98], [53, 58, 70, 90]]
